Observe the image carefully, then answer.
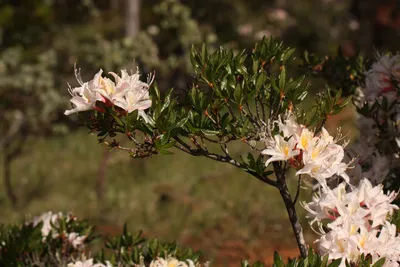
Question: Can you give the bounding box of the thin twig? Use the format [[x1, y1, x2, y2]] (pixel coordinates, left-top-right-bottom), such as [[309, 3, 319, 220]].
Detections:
[[293, 175, 302, 205], [259, 97, 267, 124], [190, 136, 202, 149], [241, 108, 260, 128], [220, 142, 229, 157], [245, 102, 256, 122], [200, 137, 208, 152], [255, 98, 262, 122], [173, 137, 277, 187]]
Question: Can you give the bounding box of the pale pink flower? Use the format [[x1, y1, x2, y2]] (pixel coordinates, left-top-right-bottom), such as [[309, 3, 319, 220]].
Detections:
[[64, 69, 104, 115], [261, 134, 299, 166]]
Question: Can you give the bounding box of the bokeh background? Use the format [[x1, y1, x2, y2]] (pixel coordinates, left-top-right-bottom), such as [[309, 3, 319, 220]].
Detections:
[[0, 0, 399, 265]]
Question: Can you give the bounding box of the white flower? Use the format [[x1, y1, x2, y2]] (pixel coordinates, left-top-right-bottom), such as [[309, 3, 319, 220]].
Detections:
[[68, 232, 86, 249], [109, 68, 153, 114], [261, 134, 299, 166], [296, 128, 314, 150], [149, 257, 195, 267], [317, 228, 360, 264], [67, 259, 112, 267], [304, 178, 400, 266], [275, 113, 302, 138], [297, 140, 349, 186], [363, 54, 399, 102], [391, 55, 400, 81], [357, 179, 398, 227], [113, 90, 152, 113], [64, 69, 105, 115], [65, 67, 154, 115], [31, 211, 64, 239], [262, 114, 350, 187], [30, 211, 86, 249]]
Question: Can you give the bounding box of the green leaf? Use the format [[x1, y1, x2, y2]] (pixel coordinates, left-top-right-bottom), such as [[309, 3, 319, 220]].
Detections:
[[256, 72, 267, 91], [161, 89, 173, 113], [273, 251, 284, 267], [279, 65, 286, 91], [321, 255, 329, 267], [234, 83, 243, 103], [201, 129, 220, 136], [271, 77, 280, 93], [327, 259, 342, 267], [282, 48, 296, 63], [372, 258, 386, 267], [160, 132, 170, 146], [175, 116, 189, 129]]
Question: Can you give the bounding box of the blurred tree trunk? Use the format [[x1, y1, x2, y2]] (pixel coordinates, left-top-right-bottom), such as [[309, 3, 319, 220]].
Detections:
[[111, 0, 120, 10], [4, 151, 17, 208], [356, 0, 379, 56], [125, 0, 141, 38]]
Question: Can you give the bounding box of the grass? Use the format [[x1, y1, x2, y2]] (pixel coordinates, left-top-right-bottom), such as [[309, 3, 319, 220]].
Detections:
[[0, 105, 357, 265]]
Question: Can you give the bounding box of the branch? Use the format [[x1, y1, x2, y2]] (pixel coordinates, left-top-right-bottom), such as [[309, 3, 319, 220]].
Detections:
[[255, 98, 262, 122], [241, 107, 261, 128], [173, 137, 277, 187], [259, 97, 266, 124], [293, 174, 302, 205], [273, 163, 307, 258]]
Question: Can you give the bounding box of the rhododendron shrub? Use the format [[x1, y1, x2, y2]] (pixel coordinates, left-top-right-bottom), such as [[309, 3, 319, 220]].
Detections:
[[0, 214, 206, 267], [302, 51, 400, 265], [64, 38, 352, 260], [64, 37, 400, 265], [304, 52, 400, 190], [302, 179, 399, 266], [0, 212, 95, 266]]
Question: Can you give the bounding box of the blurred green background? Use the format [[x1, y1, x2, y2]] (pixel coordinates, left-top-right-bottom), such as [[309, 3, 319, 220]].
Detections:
[[0, 0, 399, 265]]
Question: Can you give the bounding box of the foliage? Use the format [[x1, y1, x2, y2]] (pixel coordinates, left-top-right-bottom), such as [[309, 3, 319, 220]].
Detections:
[[0, 215, 392, 266], [0, 213, 95, 266], [0, 216, 202, 267]]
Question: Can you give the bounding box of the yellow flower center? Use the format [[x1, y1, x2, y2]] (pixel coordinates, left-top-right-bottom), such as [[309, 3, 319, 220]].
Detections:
[[311, 166, 320, 173], [336, 240, 345, 252], [283, 144, 289, 156], [301, 136, 308, 149], [359, 237, 365, 248], [100, 77, 115, 94], [350, 224, 357, 235], [311, 148, 320, 159]]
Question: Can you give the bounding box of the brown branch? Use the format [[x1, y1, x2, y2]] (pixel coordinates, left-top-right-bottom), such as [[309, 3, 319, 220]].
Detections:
[[259, 97, 266, 123], [173, 137, 277, 187], [274, 163, 307, 258], [241, 108, 261, 128], [293, 174, 302, 205]]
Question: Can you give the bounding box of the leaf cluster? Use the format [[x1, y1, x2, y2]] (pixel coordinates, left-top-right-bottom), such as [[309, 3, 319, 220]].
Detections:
[[241, 249, 387, 267], [0, 214, 95, 266]]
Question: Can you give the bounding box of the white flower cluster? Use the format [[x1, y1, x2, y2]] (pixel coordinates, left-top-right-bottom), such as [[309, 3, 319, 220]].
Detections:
[[68, 256, 208, 267], [64, 67, 153, 115], [346, 54, 400, 186], [147, 256, 203, 267], [261, 113, 349, 186], [30, 211, 86, 249], [302, 179, 399, 266], [67, 259, 112, 267], [363, 54, 400, 103]]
